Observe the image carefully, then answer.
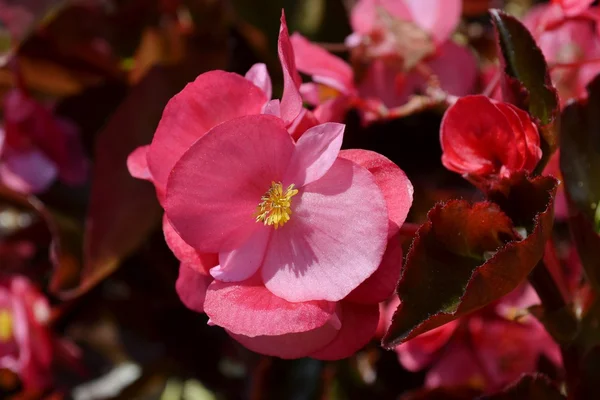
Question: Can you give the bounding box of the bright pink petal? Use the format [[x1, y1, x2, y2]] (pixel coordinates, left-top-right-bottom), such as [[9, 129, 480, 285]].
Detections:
[[204, 277, 337, 337], [228, 319, 339, 359], [166, 115, 294, 253], [245, 63, 272, 100], [283, 123, 345, 188], [290, 33, 355, 94], [127, 145, 152, 181], [345, 233, 403, 304], [0, 149, 57, 194], [262, 158, 388, 302], [558, 0, 594, 16], [278, 12, 303, 124], [338, 149, 413, 237], [287, 108, 320, 141], [162, 215, 217, 274], [212, 226, 271, 282], [176, 263, 213, 313], [147, 71, 267, 196], [428, 41, 477, 97], [311, 302, 379, 360], [402, 0, 461, 43], [397, 320, 459, 372]]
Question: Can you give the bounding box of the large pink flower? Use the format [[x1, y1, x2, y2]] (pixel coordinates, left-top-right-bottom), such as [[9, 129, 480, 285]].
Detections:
[[290, 0, 477, 124], [0, 87, 88, 194]]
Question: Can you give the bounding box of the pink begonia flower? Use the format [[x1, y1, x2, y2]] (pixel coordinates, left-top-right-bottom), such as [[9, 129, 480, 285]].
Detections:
[[385, 286, 561, 393], [290, 0, 477, 124], [524, 0, 600, 105], [0, 276, 80, 391], [0, 87, 88, 194]]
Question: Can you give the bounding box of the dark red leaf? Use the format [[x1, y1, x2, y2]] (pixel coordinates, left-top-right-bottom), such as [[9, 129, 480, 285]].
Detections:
[[490, 9, 559, 157], [480, 374, 564, 400], [400, 386, 482, 400], [382, 175, 557, 348]]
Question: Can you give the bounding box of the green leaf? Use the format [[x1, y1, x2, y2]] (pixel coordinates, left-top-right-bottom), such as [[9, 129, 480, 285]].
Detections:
[[382, 175, 557, 348], [560, 75, 600, 290], [490, 9, 559, 159]]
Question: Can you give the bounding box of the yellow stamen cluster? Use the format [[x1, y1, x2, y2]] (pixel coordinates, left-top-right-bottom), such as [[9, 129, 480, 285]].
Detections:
[[255, 181, 298, 229], [0, 310, 13, 342]]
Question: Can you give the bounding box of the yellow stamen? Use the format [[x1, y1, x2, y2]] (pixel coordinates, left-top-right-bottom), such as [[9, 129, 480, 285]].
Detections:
[[318, 84, 341, 102], [0, 310, 13, 342], [255, 181, 299, 229]]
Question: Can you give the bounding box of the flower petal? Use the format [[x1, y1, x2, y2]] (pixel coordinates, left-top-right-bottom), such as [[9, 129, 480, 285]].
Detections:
[[204, 277, 336, 337], [339, 149, 413, 237], [278, 12, 303, 124], [427, 41, 477, 97], [127, 145, 152, 181], [262, 158, 388, 302], [166, 115, 294, 253], [162, 215, 217, 273], [290, 33, 355, 94], [0, 150, 57, 194], [402, 0, 461, 43], [148, 71, 267, 196], [228, 319, 339, 359], [345, 233, 403, 304], [176, 263, 213, 313], [212, 226, 271, 282], [283, 123, 345, 188], [311, 302, 380, 360], [245, 63, 272, 100]]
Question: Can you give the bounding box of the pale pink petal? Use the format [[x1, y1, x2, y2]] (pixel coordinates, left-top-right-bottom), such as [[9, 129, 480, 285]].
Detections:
[[162, 215, 217, 274], [228, 318, 340, 359], [245, 63, 272, 100], [212, 226, 271, 282], [402, 0, 461, 43], [166, 115, 294, 253], [283, 123, 345, 188], [311, 302, 379, 360], [339, 149, 413, 237], [299, 83, 321, 106], [263, 99, 281, 117], [0, 150, 58, 194], [351, 0, 411, 34], [290, 33, 355, 94], [262, 158, 389, 302], [204, 277, 337, 337], [345, 233, 402, 304], [176, 263, 213, 313], [278, 12, 303, 124], [127, 145, 152, 181], [428, 41, 477, 97], [148, 71, 267, 195]]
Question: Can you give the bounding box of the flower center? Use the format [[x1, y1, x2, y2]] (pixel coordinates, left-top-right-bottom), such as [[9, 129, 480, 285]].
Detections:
[[0, 310, 13, 342], [255, 181, 298, 229]]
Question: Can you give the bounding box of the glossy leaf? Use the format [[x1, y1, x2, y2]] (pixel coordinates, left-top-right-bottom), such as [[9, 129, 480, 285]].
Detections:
[[490, 9, 559, 156], [481, 374, 564, 400], [383, 176, 557, 348]]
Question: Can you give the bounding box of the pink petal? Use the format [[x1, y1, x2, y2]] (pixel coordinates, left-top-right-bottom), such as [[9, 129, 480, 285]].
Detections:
[[290, 33, 355, 94], [559, 0, 594, 16], [278, 12, 303, 124], [0, 149, 57, 194], [283, 123, 345, 188], [165, 115, 294, 253], [428, 41, 478, 97], [228, 318, 340, 359], [402, 0, 461, 43], [311, 302, 380, 360], [350, 0, 411, 34], [314, 96, 353, 124], [287, 108, 320, 141], [176, 263, 213, 313], [162, 215, 217, 274], [345, 233, 403, 304], [263, 99, 281, 117], [127, 145, 152, 181], [338, 149, 413, 237], [147, 71, 267, 195], [396, 320, 459, 372], [204, 277, 337, 337], [212, 226, 271, 282], [245, 63, 272, 100], [262, 158, 389, 302]]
